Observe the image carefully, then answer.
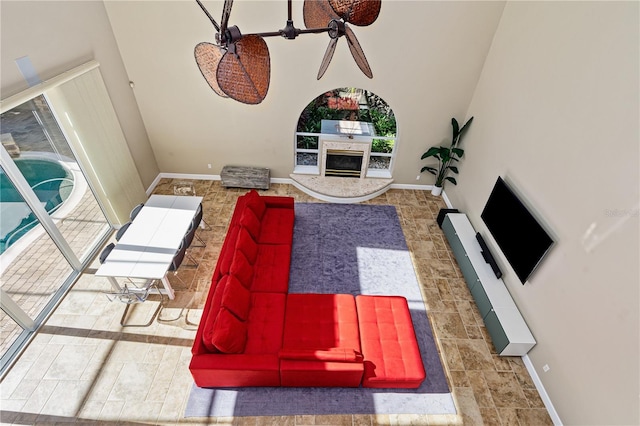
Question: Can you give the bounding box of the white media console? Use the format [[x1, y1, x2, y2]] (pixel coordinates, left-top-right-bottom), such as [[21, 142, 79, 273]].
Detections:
[[442, 213, 536, 356]]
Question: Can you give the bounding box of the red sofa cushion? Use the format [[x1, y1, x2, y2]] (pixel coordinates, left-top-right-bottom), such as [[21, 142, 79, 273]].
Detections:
[[245, 190, 267, 220], [259, 208, 295, 245], [190, 294, 286, 387], [236, 227, 258, 264], [244, 292, 287, 354], [281, 294, 364, 387], [356, 295, 426, 388], [239, 208, 262, 241], [230, 250, 254, 289], [279, 348, 363, 362], [251, 244, 291, 293], [201, 275, 230, 352], [282, 294, 361, 351], [221, 275, 251, 321], [230, 236, 290, 293], [211, 307, 248, 354], [219, 225, 240, 275]]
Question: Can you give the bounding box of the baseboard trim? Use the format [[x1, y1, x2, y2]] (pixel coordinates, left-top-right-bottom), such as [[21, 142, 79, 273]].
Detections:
[[270, 177, 292, 184], [389, 183, 454, 208], [522, 354, 563, 425], [147, 175, 457, 206], [147, 173, 220, 195], [146, 174, 163, 196], [389, 183, 431, 191], [442, 191, 453, 209], [158, 172, 220, 181]]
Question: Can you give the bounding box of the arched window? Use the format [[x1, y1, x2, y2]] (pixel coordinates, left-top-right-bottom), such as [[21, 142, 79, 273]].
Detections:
[[294, 88, 397, 178]]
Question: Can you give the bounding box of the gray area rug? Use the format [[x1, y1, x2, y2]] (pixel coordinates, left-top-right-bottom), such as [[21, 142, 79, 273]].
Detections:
[[185, 203, 455, 417]]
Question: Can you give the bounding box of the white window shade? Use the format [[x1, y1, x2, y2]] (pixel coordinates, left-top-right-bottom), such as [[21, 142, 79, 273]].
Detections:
[[43, 64, 146, 225]]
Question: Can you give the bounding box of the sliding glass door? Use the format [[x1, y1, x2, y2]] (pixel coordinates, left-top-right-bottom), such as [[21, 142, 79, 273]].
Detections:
[[1, 92, 111, 373]]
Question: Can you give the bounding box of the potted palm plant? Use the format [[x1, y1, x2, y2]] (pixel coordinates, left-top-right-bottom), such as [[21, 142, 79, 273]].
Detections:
[[421, 116, 474, 196]]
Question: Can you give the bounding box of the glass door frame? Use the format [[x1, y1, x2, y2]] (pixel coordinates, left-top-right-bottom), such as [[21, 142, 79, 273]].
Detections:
[[0, 62, 116, 376], [0, 142, 113, 375]]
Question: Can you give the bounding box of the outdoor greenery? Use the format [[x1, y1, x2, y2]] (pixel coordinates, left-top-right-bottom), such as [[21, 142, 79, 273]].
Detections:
[[296, 88, 396, 149], [362, 91, 396, 137], [371, 138, 394, 153], [296, 135, 319, 150]]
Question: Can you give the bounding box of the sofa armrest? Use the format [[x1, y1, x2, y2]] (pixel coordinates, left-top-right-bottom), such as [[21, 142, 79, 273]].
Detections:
[[279, 348, 364, 363], [191, 353, 279, 371], [280, 358, 364, 387], [190, 353, 281, 387], [263, 196, 294, 209]]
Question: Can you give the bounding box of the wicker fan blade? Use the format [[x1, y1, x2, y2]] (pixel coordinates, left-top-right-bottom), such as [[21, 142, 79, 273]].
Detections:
[[217, 35, 270, 104], [303, 0, 339, 29], [317, 37, 338, 80], [329, 0, 381, 26], [194, 42, 229, 98], [344, 24, 372, 78]]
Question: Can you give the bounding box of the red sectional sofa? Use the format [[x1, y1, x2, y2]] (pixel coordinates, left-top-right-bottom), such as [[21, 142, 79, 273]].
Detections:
[[190, 190, 425, 389]]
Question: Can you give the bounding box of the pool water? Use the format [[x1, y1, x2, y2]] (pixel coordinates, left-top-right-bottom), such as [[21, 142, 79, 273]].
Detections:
[[0, 158, 74, 254]]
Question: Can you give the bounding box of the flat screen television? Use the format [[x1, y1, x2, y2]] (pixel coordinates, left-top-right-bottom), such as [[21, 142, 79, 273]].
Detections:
[[481, 177, 554, 284]]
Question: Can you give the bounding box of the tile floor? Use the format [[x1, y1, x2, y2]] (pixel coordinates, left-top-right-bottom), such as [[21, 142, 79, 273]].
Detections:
[[0, 180, 553, 425], [1, 185, 109, 354]]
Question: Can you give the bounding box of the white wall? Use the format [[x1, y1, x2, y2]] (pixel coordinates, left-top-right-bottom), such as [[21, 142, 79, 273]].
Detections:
[[449, 2, 639, 424], [103, 0, 505, 183], [0, 0, 159, 189]]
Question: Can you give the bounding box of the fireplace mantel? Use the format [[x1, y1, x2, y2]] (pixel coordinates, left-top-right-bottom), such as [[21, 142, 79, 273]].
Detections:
[[320, 139, 371, 179]]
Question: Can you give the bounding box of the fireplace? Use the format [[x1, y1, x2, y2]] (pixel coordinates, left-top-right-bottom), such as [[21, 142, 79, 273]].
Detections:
[[325, 150, 364, 177], [320, 140, 371, 179]]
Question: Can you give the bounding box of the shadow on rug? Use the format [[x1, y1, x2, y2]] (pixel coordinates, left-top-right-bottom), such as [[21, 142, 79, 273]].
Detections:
[[185, 203, 454, 417]]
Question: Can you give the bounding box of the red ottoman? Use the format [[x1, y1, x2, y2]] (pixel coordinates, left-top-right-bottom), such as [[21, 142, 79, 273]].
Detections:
[[280, 293, 364, 387], [356, 295, 426, 388]]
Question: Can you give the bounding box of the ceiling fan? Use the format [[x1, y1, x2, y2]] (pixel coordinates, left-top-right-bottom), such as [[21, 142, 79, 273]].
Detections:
[[194, 0, 381, 104]]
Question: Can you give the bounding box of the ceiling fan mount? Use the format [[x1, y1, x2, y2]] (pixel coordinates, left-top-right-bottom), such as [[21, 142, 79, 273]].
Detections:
[[327, 19, 345, 39], [217, 25, 242, 46], [194, 0, 381, 104]]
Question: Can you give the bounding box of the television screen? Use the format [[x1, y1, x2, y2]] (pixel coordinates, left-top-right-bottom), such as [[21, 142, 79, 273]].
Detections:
[[481, 177, 554, 283]]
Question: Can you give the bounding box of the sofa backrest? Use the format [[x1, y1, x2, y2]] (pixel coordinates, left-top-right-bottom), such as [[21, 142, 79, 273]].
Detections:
[[196, 189, 290, 355], [201, 273, 252, 353], [244, 189, 267, 220], [236, 227, 259, 265], [218, 225, 240, 275], [239, 207, 262, 241], [200, 192, 263, 354]]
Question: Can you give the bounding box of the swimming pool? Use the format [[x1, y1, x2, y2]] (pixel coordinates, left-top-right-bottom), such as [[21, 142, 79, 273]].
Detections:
[[0, 156, 74, 254]]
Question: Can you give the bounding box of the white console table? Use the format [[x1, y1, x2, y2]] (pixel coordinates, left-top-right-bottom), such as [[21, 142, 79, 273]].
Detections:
[[442, 213, 536, 356]]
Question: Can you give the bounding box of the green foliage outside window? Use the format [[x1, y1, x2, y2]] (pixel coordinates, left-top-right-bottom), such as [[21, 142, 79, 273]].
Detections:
[[296, 88, 396, 138], [296, 135, 319, 150], [371, 138, 394, 153]]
